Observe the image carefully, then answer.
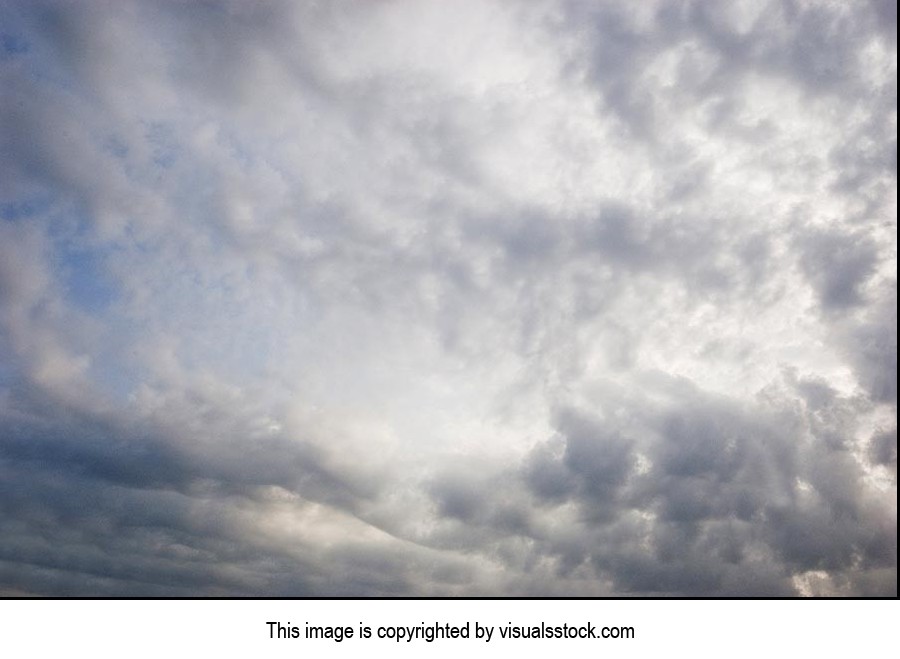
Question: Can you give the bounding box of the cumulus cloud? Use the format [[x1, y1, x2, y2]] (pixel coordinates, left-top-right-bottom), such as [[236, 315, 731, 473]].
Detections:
[[0, 0, 895, 596]]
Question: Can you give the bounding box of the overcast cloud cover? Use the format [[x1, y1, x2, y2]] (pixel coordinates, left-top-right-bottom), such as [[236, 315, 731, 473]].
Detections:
[[0, 0, 895, 596]]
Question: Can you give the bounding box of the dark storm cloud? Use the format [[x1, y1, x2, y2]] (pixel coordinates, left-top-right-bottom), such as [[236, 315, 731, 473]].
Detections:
[[869, 428, 897, 470], [0, 382, 474, 596], [448, 380, 896, 596], [543, 409, 635, 513]]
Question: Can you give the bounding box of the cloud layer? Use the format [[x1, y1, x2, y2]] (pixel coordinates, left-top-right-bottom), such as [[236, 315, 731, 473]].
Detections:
[[0, 0, 895, 596]]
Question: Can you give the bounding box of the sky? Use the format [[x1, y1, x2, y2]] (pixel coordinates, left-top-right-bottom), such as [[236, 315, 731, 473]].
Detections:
[[0, 0, 895, 597]]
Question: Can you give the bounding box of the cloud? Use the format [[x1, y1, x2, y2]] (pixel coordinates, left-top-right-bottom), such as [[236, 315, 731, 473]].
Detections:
[[0, 0, 895, 595]]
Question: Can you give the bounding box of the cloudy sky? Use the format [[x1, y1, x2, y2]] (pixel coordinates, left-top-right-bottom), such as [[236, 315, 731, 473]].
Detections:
[[0, 0, 895, 597]]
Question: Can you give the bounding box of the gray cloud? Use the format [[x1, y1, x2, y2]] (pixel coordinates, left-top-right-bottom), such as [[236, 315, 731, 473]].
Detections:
[[0, 0, 895, 596], [434, 378, 894, 596], [799, 227, 879, 311]]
